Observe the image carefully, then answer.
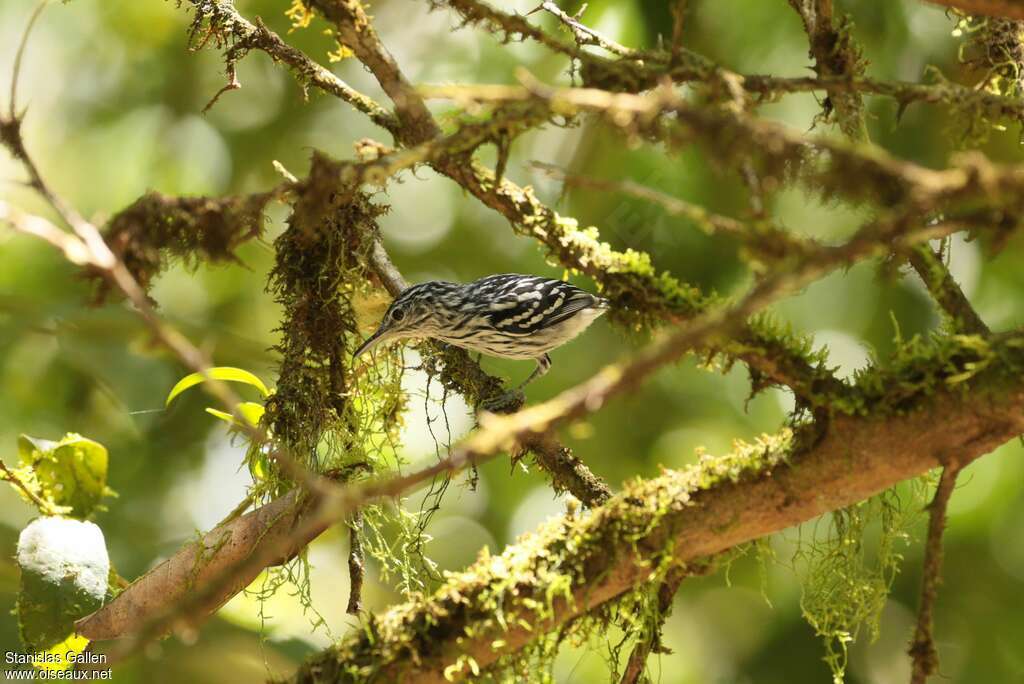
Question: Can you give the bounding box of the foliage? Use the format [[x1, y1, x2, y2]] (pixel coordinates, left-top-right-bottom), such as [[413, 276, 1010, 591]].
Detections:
[[3, 1, 1024, 683], [5, 434, 113, 519], [795, 480, 933, 683]]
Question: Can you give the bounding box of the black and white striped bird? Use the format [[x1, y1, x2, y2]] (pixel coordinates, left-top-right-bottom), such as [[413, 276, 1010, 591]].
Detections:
[[354, 274, 609, 396]]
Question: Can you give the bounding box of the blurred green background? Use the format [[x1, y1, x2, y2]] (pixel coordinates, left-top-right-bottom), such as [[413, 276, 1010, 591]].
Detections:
[[1, 0, 1023, 681]]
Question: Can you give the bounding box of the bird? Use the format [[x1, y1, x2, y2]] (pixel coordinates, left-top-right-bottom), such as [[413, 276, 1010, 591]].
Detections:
[[353, 274, 610, 404]]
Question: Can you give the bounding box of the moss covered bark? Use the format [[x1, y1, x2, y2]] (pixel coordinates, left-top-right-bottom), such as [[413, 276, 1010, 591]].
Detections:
[[294, 336, 1024, 682]]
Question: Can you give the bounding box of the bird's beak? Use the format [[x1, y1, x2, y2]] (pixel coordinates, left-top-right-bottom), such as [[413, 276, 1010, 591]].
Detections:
[[353, 327, 391, 358]]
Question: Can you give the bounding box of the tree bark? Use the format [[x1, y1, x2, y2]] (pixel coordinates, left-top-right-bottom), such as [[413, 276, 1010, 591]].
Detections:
[[295, 347, 1024, 682]]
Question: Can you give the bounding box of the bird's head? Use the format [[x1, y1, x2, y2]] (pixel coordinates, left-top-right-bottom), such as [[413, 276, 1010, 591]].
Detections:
[[353, 281, 459, 358]]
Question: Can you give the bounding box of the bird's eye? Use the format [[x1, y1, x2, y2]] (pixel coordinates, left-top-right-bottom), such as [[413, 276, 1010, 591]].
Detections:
[[391, 307, 406, 322]]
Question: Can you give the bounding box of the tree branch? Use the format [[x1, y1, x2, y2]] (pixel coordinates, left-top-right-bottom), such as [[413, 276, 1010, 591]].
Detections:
[[527, 2, 634, 57], [433, 0, 1024, 130], [423, 80, 1024, 212], [183, 0, 400, 136], [787, 0, 870, 140], [295, 340, 1024, 682], [307, 0, 440, 145], [908, 463, 962, 684], [346, 511, 365, 615], [76, 489, 319, 641], [908, 244, 990, 335]]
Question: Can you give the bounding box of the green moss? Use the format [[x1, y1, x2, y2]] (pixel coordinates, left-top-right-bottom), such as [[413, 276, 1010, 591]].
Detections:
[[95, 190, 271, 298], [295, 429, 794, 682], [362, 503, 440, 598], [839, 331, 1010, 417], [793, 477, 933, 683], [262, 153, 402, 486]]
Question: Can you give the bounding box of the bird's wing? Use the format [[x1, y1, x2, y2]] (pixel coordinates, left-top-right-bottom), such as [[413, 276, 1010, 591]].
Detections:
[[478, 277, 602, 334]]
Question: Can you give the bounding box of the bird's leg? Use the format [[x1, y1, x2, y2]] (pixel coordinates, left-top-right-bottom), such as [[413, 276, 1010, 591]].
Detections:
[[481, 355, 551, 412], [515, 354, 551, 391]]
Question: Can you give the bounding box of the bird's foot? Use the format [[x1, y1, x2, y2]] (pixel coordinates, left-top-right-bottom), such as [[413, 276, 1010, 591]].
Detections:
[[480, 388, 526, 413]]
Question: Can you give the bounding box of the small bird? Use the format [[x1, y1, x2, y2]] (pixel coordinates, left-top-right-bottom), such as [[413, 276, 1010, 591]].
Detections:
[[354, 274, 609, 401]]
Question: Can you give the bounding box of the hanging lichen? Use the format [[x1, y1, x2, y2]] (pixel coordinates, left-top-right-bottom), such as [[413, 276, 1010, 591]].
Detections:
[[793, 478, 933, 683]]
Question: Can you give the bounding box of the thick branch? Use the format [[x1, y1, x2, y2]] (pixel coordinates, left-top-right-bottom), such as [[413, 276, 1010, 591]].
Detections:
[[76, 490, 319, 641], [296, 340, 1024, 682]]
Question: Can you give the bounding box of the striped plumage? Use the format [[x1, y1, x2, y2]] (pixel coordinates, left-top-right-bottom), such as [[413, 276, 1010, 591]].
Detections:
[[354, 274, 609, 392]]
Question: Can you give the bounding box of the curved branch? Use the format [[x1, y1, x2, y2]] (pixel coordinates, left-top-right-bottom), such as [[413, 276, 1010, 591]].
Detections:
[[295, 340, 1024, 682], [76, 490, 320, 640]]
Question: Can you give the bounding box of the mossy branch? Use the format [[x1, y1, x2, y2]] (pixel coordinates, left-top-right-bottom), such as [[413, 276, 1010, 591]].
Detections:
[[295, 338, 1024, 682], [94, 189, 278, 298], [435, 0, 1024, 130], [183, 0, 400, 135], [908, 245, 990, 335], [306, 0, 440, 145], [787, 0, 870, 140]]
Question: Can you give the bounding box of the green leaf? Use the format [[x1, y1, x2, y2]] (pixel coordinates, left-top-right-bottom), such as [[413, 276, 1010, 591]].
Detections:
[[17, 517, 109, 659], [204, 401, 266, 428], [15, 434, 111, 519], [165, 367, 271, 406]]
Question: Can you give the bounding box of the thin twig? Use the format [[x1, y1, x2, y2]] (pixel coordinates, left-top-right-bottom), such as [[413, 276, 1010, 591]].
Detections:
[[528, 1, 633, 57], [346, 510, 364, 615], [908, 464, 962, 684], [0, 458, 57, 515], [9, 0, 49, 120]]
